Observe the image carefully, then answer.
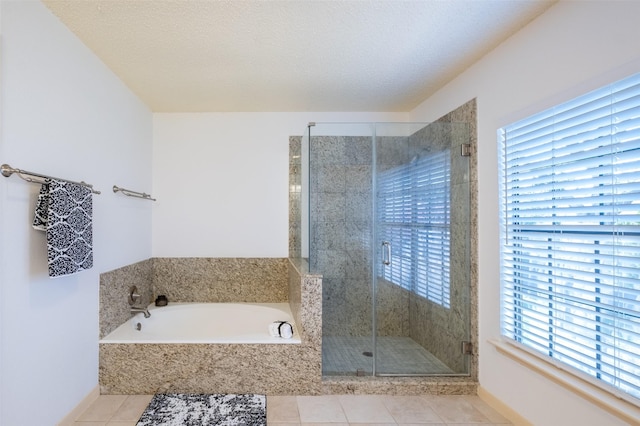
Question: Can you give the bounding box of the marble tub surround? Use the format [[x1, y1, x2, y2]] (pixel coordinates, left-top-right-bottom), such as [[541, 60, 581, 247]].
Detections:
[[99, 342, 322, 395], [152, 257, 289, 303], [99, 257, 289, 339], [100, 257, 323, 395], [100, 259, 153, 339], [288, 258, 322, 347]]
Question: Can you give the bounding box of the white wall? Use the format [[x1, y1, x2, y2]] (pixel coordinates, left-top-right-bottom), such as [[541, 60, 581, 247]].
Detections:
[[0, 2, 152, 425], [410, 2, 640, 425], [152, 112, 407, 257]]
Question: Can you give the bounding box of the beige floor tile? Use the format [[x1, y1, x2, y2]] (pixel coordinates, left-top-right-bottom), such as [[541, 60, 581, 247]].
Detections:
[[69, 393, 511, 426], [76, 395, 128, 422], [467, 396, 511, 424], [300, 423, 349, 426], [426, 396, 491, 423], [442, 424, 507, 426], [338, 395, 396, 423], [382, 395, 443, 423], [109, 395, 153, 422], [268, 395, 301, 423], [297, 395, 348, 423], [342, 424, 396, 426], [397, 424, 445, 426]]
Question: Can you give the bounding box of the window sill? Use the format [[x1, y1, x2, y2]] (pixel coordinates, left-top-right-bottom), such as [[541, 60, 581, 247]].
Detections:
[[489, 338, 640, 425]]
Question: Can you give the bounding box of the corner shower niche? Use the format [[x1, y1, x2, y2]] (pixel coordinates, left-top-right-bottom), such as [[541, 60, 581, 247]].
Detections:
[[290, 114, 476, 379]]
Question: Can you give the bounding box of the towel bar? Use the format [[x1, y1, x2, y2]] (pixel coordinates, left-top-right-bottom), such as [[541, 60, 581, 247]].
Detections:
[[1, 163, 101, 194], [113, 185, 156, 201]]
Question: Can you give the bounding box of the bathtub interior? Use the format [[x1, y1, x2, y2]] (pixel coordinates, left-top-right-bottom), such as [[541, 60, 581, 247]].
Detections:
[[100, 302, 301, 344]]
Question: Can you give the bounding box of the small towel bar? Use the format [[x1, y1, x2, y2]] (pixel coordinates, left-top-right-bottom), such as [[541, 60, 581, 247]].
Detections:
[[113, 185, 156, 201]]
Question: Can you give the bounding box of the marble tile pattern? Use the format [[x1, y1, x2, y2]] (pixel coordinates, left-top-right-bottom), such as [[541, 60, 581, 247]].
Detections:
[[321, 376, 478, 396], [375, 279, 410, 337], [307, 135, 405, 338], [292, 99, 478, 379], [99, 100, 479, 397], [99, 259, 153, 339], [288, 257, 322, 347], [152, 257, 289, 303], [99, 342, 322, 395], [406, 99, 478, 377], [289, 135, 302, 259]]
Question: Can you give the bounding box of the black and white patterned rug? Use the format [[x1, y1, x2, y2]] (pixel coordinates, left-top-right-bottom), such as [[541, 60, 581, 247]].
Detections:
[[136, 393, 266, 426]]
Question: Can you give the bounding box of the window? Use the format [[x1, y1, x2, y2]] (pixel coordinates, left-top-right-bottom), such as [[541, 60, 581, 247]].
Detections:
[[377, 150, 451, 307], [499, 72, 640, 402]]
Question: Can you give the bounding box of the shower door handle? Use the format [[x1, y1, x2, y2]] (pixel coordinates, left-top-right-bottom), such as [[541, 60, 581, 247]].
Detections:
[[381, 241, 391, 266]]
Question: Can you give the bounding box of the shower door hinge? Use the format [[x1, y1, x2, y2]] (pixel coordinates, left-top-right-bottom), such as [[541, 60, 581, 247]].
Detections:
[[308, 122, 316, 127], [460, 143, 472, 157], [461, 341, 473, 355]]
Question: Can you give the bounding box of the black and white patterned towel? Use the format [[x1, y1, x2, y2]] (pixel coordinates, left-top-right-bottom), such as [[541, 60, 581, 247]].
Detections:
[[137, 393, 266, 426], [33, 179, 93, 278]]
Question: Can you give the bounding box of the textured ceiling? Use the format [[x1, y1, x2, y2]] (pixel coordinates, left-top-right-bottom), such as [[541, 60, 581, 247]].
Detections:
[[42, 0, 556, 112]]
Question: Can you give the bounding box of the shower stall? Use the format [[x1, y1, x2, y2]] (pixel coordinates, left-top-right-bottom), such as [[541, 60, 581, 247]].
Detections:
[[293, 121, 472, 377]]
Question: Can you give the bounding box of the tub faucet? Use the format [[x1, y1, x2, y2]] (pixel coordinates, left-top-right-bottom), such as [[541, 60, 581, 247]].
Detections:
[[131, 306, 151, 318]]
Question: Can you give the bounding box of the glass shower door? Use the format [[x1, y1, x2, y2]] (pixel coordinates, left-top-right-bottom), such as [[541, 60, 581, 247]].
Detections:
[[307, 121, 471, 376], [374, 122, 471, 375], [308, 123, 375, 376]]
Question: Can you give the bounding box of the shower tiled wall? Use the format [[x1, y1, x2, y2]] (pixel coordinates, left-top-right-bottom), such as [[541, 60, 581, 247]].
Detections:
[[307, 135, 399, 337], [407, 99, 477, 376], [289, 136, 302, 259], [409, 99, 478, 380]]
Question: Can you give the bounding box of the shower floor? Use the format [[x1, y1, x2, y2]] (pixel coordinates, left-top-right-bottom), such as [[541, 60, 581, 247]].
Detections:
[[322, 336, 453, 376]]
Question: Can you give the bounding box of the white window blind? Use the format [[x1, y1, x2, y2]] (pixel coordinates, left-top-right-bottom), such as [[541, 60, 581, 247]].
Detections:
[[377, 150, 451, 307], [499, 72, 640, 402]]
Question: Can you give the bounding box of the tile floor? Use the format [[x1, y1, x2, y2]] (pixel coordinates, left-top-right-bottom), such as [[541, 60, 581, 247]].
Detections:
[[323, 336, 453, 375], [68, 393, 513, 425]]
